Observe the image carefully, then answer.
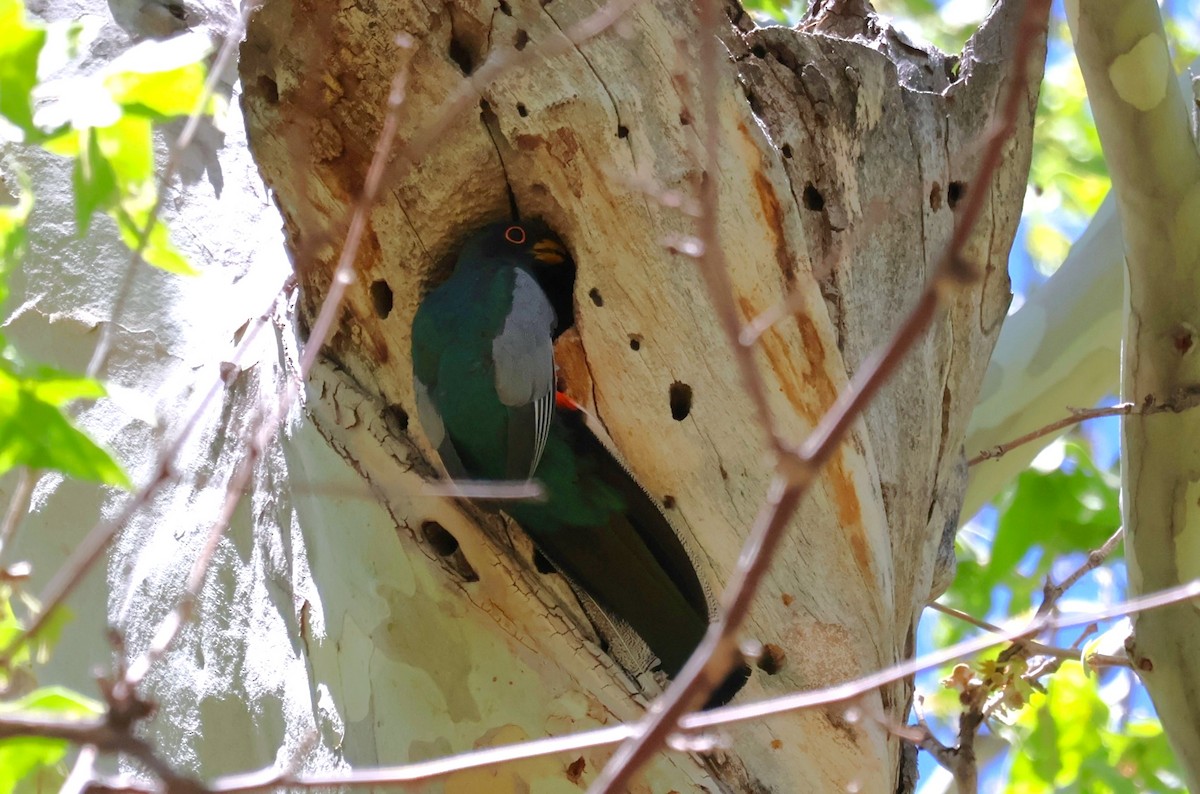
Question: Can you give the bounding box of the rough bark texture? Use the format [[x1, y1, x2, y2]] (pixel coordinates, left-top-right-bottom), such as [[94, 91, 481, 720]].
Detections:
[[236, 0, 1040, 789]]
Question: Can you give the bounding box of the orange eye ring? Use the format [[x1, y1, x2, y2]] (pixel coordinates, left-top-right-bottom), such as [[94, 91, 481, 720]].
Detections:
[[505, 225, 527, 245]]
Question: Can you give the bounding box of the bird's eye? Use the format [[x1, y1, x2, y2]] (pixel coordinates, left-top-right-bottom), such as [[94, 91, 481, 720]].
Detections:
[[504, 225, 527, 245]]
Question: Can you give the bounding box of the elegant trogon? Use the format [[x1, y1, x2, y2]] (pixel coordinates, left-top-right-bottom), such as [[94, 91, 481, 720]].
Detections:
[[411, 220, 747, 706]]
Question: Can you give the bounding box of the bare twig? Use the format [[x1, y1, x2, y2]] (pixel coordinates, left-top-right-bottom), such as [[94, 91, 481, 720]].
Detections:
[[61, 745, 98, 794], [0, 468, 35, 566], [380, 0, 644, 188], [685, 0, 781, 450], [968, 388, 1200, 465], [2, 0, 654, 780], [1037, 526, 1124, 615], [7, 577, 1197, 794], [928, 601, 1079, 660], [0, 712, 203, 793], [921, 523, 1125, 777]]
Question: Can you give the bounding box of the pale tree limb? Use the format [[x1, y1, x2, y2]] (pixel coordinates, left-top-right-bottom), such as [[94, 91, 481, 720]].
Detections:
[[962, 195, 1122, 514], [1, 0, 653, 781], [963, 54, 1200, 519], [1070, 0, 1200, 785]]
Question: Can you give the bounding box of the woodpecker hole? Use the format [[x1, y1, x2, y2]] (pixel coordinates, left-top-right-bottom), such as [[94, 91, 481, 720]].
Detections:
[[802, 183, 824, 211], [679, 110, 692, 126], [422, 522, 459, 556], [948, 181, 967, 208], [781, 143, 792, 159], [385, 404, 409, 432], [448, 31, 475, 74], [628, 334, 642, 351], [421, 521, 478, 581], [498, 0, 512, 15], [370, 279, 394, 319], [514, 29, 528, 50], [566, 758, 587, 785], [257, 75, 279, 105], [516, 102, 528, 117], [588, 287, 603, 307], [930, 182, 943, 211], [662, 495, 677, 509], [533, 549, 556, 574], [669, 381, 692, 420], [757, 643, 786, 675], [617, 125, 629, 139]]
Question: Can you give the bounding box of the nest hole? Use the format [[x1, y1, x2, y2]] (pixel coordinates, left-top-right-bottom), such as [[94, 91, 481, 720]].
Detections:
[[948, 181, 967, 209], [257, 75, 279, 105], [669, 381, 692, 421], [448, 31, 476, 74], [370, 279, 393, 319], [385, 404, 408, 432], [802, 183, 824, 211]]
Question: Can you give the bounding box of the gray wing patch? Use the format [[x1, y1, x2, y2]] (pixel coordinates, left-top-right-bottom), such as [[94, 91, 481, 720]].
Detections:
[[492, 269, 557, 478], [414, 374, 467, 479]]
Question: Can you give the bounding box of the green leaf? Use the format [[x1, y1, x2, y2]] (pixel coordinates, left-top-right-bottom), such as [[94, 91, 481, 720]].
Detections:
[[0, 734, 66, 794], [115, 208, 196, 275], [71, 128, 118, 235], [1010, 662, 1107, 790], [0, 686, 103, 716], [95, 114, 155, 201], [0, 688, 102, 794], [103, 33, 215, 119], [0, 0, 46, 135], [0, 366, 130, 487], [990, 441, 1119, 575], [0, 170, 32, 308], [937, 441, 1121, 647], [1007, 662, 1186, 792]]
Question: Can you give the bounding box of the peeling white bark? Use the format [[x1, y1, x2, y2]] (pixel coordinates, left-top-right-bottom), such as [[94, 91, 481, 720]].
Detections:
[[1070, 1, 1200, 787]]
